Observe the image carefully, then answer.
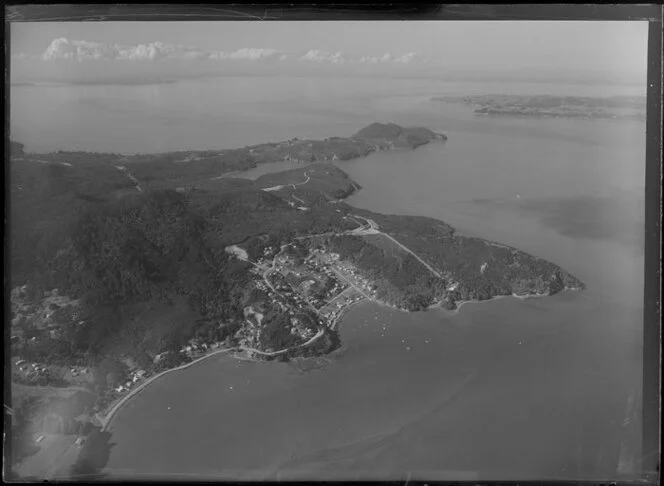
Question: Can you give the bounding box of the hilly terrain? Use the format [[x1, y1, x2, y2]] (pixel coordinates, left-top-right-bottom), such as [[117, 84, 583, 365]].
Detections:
[[8, 124, 583, 428]]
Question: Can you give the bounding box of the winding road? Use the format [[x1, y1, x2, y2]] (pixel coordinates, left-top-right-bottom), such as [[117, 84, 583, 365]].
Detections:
[[239, 327, 325, 357], [290, 171, 311, 189]]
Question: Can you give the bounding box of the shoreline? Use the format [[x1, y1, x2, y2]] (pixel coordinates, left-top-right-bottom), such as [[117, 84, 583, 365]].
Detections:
[[330, 297, 368, 330], [44, 286, 579, 479], [440, 290, 563, 316], [99, 347, 234, 431], [84, 288, 577, 432]]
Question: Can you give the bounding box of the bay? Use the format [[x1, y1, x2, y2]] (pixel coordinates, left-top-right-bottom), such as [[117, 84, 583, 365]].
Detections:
[[17, 76, 645, 480]]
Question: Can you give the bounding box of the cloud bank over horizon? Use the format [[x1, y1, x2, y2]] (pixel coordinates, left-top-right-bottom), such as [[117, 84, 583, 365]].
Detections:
[[17, 37, 426, 65]]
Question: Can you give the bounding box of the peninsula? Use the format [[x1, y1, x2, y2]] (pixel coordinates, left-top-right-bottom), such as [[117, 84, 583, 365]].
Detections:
[[9, 123, 583, 470]]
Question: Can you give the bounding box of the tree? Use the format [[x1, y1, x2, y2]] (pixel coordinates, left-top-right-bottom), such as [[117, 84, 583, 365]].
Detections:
[[94, 358, 128, 389], [159, 351, 187, 370]]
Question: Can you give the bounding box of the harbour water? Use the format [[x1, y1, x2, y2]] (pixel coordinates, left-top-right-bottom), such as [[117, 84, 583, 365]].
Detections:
[[13, 76, 646, 480]]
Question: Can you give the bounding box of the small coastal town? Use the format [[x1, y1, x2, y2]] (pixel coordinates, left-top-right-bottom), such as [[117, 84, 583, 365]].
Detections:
[[7, 15, 648, 484], [8, 230, 395, 480], [8, 219, 390, 404], [226, 233, 382, 354]]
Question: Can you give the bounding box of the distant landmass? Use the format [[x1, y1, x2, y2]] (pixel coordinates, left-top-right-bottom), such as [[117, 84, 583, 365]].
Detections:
[[21, 122, 444, 193], [353, 122, 447, 148], [9, 124, 583, 455], [432, 94, 646, 121]]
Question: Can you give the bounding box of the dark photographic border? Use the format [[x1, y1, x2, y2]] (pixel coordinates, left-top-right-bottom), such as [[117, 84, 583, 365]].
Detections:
[[4, 4, 661, 485]]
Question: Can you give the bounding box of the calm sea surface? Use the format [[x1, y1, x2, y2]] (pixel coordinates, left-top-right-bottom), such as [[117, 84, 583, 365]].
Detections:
[[18, 77, 646, 480]]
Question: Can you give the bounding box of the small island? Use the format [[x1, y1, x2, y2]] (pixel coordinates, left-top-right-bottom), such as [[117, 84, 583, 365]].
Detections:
[[9, 124, 583, 472], [432, 94, 646, 121]]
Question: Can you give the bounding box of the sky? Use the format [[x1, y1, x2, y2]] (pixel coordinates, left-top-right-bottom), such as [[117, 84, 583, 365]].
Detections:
[[9, 21, 649, 84]]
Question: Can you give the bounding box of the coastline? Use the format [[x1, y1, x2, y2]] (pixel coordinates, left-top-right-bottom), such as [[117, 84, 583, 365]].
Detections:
[[40, 347, 235, 480], [446, 291, 557, 315], [330, 297, 369, 331], [32, 290, 574, 435], [99, 347, 234, 431]]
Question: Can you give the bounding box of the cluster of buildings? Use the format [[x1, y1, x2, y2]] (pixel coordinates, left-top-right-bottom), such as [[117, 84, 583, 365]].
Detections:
[[334, 260, 378, 298], [152, 338, 223, 366], [113, 369, 147, 394], [68, 366, 89, 380], [14, 360, 48, 378], [11, 286, 84, 350], [228, 240, 386, 352], [288, 316, 316, 340], [9, 287, 96, 388], [179, 339, 210, 357], [319, 291, 365, 324]]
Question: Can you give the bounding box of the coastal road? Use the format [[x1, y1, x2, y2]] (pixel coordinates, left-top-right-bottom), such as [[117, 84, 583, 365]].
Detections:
[[99, 348, 234, 432], [239, 327, 325, 357], [41, 348, 235, 480]]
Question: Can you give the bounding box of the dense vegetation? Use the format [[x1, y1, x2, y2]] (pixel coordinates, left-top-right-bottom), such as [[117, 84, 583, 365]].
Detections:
[[353, 122, 448, 148], [9, 155, 358, 369], [350, 207, 584, 309], [253, 163, 362, 202], [325, 234, 446, 310], [9, 126, 583, 376]]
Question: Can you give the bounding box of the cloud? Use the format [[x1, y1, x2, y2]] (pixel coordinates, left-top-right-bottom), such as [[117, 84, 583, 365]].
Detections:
[[357, 52, 421, 64], [33, 38, 423, 65], [40, 37, 213, 62], [208, 51, 228, 60], [393, 52, 419, 63], [299, 49, 347, 64], [227, 48, 285, 61], [42, 37, 105, 61]]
